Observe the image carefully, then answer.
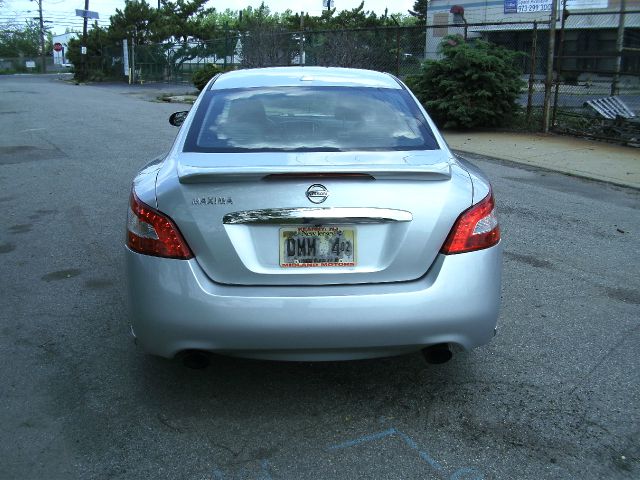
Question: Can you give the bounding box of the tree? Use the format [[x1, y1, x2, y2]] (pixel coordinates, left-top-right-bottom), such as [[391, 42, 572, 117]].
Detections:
[[0, 20, 41, 57], [291, 2, 386, 31], [296, 2, 396, 70], [108, 0, 161, 45], [237, 4, 296, 67], [330, 2, 384, 28], [154, 0, 218, 76], [156, 0, 213, 42], [407, 35, 525, 129], [192, 63, 221, 90], [408, 0, 429, 22], [199, 8, 240, 32], [67, 23, 114, 80], [52, 0, 425, 82]]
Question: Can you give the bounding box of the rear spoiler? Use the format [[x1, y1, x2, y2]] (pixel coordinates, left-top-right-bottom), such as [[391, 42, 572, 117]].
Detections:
[[177, 163, 452, 183]]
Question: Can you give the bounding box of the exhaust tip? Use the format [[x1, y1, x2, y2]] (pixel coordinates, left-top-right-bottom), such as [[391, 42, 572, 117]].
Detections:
[[180, 350, 211, 370], [422, 344, 453, 365]]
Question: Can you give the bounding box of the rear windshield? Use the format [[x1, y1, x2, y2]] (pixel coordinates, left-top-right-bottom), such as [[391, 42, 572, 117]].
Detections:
[[183, 86, 439, 153]]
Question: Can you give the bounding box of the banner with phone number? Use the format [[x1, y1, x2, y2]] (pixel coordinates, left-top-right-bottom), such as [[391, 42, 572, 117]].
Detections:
[[505, 0, 607, 14]]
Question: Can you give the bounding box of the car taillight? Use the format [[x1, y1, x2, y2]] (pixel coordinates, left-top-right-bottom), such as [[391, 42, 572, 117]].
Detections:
[[126, 190, 193, 259], [441, 190, 500, 255]]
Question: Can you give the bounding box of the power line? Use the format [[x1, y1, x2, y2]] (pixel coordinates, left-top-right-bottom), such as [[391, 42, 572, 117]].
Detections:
[[1, 1, 112, 36]]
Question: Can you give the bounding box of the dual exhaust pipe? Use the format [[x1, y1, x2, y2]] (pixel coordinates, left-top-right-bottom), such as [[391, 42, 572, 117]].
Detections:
[[179, 344, 453, 369]]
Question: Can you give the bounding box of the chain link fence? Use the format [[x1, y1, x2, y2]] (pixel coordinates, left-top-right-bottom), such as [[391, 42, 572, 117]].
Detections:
[[0, 56, 67, 73], [551, 10, 640, 144], [52, 12, 638, 142], [120, 22, 547, 117], [426, 20, 550, 126]]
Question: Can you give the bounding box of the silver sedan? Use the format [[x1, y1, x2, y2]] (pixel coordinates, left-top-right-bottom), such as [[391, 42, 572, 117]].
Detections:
[[125, 67, 502, 366]]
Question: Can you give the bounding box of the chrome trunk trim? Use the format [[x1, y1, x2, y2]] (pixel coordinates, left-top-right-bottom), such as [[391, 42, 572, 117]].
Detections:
[[223, 207, 413, 225]]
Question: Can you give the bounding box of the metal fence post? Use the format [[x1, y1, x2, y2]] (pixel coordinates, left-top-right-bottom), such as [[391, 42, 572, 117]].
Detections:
[[131, 33, 136, 84], [231, 36, 236, 66], [611, 0, 627, 96], [551, 0, 568, 128], [527, 21, 538, 121], [542, 0, 559, 133], [423, 2, 429, 60], [299, 12, 305, 66], [395, 27, 401, 76], [224, 23, 229, 70]]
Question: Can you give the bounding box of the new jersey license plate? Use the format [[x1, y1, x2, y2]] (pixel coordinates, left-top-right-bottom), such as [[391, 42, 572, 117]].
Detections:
[[279, 226, 356, 268]]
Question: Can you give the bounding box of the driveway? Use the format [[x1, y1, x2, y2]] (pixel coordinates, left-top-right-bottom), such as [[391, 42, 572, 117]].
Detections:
[[0, 74, 638, 480]]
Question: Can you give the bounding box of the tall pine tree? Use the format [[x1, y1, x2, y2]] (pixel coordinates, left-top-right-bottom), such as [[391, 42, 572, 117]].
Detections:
[[408, 0, 429, 22]]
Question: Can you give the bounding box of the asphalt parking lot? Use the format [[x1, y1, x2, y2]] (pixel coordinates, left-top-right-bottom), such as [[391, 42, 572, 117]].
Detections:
[[1, 74, 638, 480]]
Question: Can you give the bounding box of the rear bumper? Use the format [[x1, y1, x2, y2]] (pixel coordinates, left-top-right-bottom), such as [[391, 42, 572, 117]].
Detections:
[[126, 243, 502, 360]]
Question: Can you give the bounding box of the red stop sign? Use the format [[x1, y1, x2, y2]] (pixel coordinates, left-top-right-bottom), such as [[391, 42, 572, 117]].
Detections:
[[53, 43, 63, 52]]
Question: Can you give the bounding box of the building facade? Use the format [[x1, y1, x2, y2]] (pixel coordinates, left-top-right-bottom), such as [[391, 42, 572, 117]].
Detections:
[[52, 32, 77, 66], [425, 0, 639, 81]]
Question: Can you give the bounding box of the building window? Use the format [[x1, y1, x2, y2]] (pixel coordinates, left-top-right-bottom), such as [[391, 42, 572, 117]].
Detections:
[[623, 28, 640, 74]]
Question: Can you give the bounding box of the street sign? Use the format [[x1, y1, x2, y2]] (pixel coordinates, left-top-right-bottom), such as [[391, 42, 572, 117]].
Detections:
[[322, 0, 335, 8], [53, 42, 63, 52], [504, 0, 518, 13], [75, 9, 99, 19], [81, 46, 87, 55]]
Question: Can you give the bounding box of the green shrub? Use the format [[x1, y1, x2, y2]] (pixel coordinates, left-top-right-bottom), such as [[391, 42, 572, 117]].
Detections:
[[560, 70, 579, 85], [88, 70, 106, 82], [192, 64, 222, 91], [407, 35, 525, 129]]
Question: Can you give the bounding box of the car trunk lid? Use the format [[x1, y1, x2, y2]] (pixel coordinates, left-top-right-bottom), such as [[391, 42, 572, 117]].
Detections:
[[157, 150, 471, 286]]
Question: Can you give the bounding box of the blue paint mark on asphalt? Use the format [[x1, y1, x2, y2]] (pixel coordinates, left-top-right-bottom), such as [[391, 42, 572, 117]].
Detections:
[[258, 459, 273, 480], [327, 428, 397, 450], [327, 427, 484, 479], [211, 428, 485, 479], [419, 450, 444, 471], [450, 467, 484, 480], [212, 468, 225, 479], [398, 431, 444, 471]]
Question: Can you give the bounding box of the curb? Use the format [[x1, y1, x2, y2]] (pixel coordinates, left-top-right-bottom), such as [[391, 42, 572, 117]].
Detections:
[[453, 149, 640, 191]]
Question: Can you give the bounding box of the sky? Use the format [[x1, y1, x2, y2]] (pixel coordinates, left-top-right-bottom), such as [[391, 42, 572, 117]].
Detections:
[[1, 0, 418, 35]]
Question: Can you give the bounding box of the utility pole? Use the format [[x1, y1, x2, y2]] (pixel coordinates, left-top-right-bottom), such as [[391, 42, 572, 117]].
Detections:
[[542, 0, 559, 133], [324, 0, 333, 14], [32, 0, 46, 73], [611, 0, 626, 96], [81, 0, 89, 81]]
